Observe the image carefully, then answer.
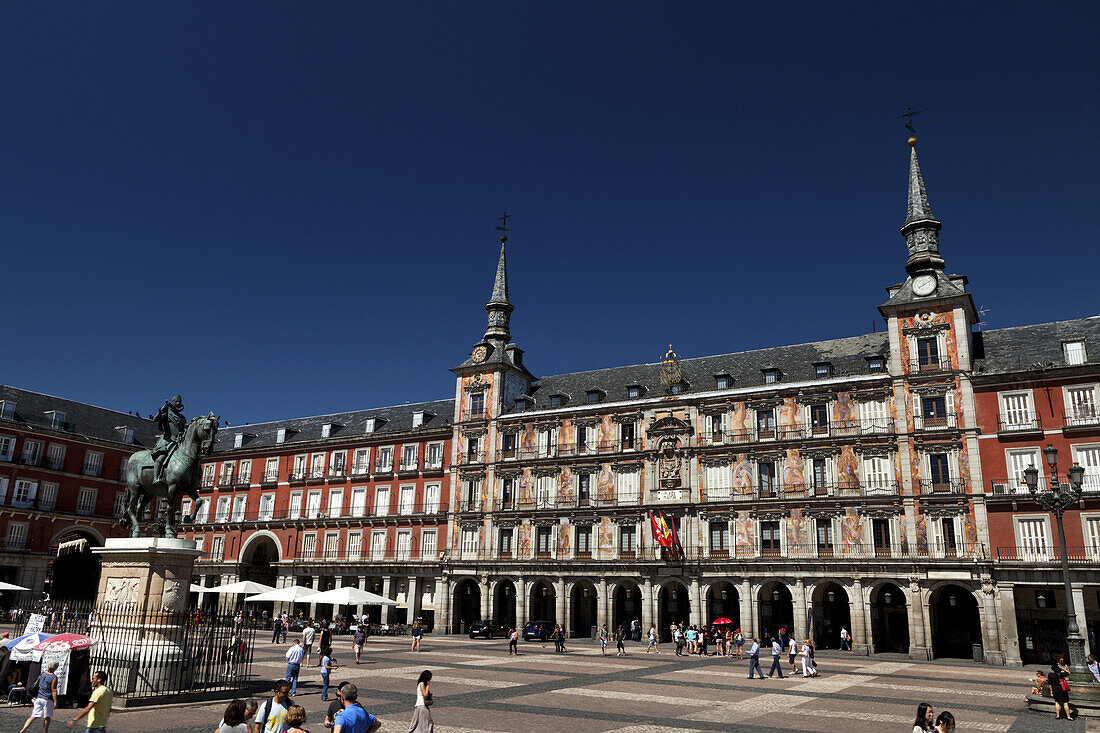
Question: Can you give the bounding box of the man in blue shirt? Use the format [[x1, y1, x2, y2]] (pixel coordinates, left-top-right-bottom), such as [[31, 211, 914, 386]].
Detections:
[[333, 684, 381, 733], [768, 637, 785, 678], [747, 637, 764, 679], [284, 639, 304, 696]]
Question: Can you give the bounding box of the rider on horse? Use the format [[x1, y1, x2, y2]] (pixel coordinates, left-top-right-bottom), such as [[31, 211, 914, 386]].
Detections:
[[151, 395, 187, 489]]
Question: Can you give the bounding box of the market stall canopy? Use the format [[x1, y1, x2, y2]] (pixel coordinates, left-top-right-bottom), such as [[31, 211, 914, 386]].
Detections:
[[306, 586, 397, 606], [206, 580, 277, 595], [244, 586, 321, 603], [7, 632, 55, 661], [0, 582, 30, 591], [712, 618, 734, 625], [33, 633, 95, 652]]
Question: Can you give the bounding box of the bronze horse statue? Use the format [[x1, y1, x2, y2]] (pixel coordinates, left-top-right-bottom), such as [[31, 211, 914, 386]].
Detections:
[[120, 412, 218, 538]]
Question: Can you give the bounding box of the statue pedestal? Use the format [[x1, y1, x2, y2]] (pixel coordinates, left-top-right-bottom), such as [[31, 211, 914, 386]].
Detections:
[[91, 538, 202, 699]]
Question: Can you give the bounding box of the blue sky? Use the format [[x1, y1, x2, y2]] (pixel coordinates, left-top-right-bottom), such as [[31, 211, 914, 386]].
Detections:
[[2, 2, 1097, 424]]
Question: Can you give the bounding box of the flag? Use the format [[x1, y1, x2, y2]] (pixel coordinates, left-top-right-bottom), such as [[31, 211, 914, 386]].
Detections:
[[662, 510, 683, 557], [650, 512, 672, 548]]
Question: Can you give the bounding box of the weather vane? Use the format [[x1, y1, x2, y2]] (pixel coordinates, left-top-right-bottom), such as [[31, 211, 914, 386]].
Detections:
[[899, 106, 922, 146], [496, 211, 511, 243]]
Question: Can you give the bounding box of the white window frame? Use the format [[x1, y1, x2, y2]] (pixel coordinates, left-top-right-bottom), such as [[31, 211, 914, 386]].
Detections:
[[400, 444, 418, 471], [37, 482, 57, 511], [210, 534, 224, 560], [113, 491, 127, 518], [705, 463, 731, 500], [22, 440, 42, 466], [396, 530, 412, 560], [289, 491, 303, 519], [46, 443, 66, 470], [328, 488, 343, 518], [1064, 384, 1100, 425], [1013, 514, 1052, 561], [215, 496, 230, 523], [323, 531, 340, 559], [0, 435, 14, 462], [76, 486, 97, 515], [371, 530, 387, 560], [374, 486, 390, 517], [998, 390, 1036, 429], [305, 490, 323, 518], [5, 521, 28, 550], [420, 529, 437, 559], [1065, 340, 1087, 365], [1071, 443, 1100, 493], [424, 483, 440, 514], [265, 457, 279, 482], [259, 493, 275, 520], [301, 532, 317, 558], [12, 480, 37, 508], [352, 448, 371, 475], [398, 484, 415, 515], [1083, 513, 1100, 561], [350, 487, 367, 516], [376, 446, 394, 472], [425, 442, 444, 468], [238, 459, 251, 484], [347, 530, 363, 560], [82, 450, 103, 477], [231, 495, 247, 522]]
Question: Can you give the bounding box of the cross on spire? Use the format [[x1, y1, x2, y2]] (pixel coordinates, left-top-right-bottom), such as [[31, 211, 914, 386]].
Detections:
[[496, 211, 511, 242], [899, 106, 922, 136]]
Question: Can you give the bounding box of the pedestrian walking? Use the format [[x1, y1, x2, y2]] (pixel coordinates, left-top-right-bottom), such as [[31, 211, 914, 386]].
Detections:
[[508, 627, 518, 655], [911, 702, 934, 732], [332, 683, 381, 733], [302, 622, 316, 666], [271, 617, 283, 644], [615, 626, 626, 657], [788, 636, 798, 674], [17, 660, 58, 733], [933, 711, 955, 733], [630, 619, 639, 642], [285, 639, 304, 696], [647, 624, 659, 653], [215, 698, 249, 733], [599, 624, 609, 656], [410, 622, 423, 653], [767, 637, 784, 678], [840, 626, 851, 651], [352, 625, 366, 664], [747, 638, 764, 679], [800, 641, 818, 677], [553, 625, 566, 653], [64, 670, 111, 732], [407, 669, 434, 733], [321, 647, 338, 701], [255, 680, 293, 733], [734, 629, 744, 659], [318, 625, 333, 666], [674, 626, 685, 656], [284, 705, 310, 733], [1049, 663, 1074, 720]]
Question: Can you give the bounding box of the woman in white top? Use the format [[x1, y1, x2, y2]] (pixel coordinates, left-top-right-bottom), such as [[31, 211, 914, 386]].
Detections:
[[647, 625, 659, 653], [407, 669, 434, 733], [800, 642, 816, 677]]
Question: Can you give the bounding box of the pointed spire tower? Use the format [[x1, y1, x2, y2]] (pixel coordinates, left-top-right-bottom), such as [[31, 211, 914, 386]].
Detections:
[[901, 141, 946, 276], [484, 238, 514, 343]]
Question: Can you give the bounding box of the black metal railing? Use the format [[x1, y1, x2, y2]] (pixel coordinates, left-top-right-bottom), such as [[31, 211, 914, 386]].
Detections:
[[1063, 407, 1100, 429], [918, 478, 969, 494], [997, 413, 1042, 434], [909, 356, 952, 373]]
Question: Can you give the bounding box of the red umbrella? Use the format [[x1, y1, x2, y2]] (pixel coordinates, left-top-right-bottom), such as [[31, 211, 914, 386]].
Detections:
[[32, 633, 95, 652], [711, 618, 734, 625]]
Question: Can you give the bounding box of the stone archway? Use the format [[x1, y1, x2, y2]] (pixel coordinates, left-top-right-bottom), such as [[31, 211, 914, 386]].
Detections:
[[930, 584, 981, 659], [452, 578, 481, 634], [706, 581, 740, 627], [811, 581, 851, 649], [611, 580, 641, 635], [870, 582, 909, 654], [48, 528, 104, 602], [529, 579, 556, 625], [658, 580, 690, 641], [493, 580, 517, 630], [758, 581, 793, 641], [570, 580, 598, 638]]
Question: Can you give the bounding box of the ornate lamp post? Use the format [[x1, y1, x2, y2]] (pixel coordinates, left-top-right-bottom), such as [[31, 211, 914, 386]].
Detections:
[[1023, 445, 1088, 681]]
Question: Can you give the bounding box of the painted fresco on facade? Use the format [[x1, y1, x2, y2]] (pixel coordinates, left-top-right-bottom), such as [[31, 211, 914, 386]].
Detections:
[[461, 374, 493, 418], [599, 415, 615, 450], [480, 476, 489, 510], [732, 455, 753, 496], [898, 308, 959, 370], [557, 467, 574, 505], [783, 449, 804, 490], [597, 517, 614, 553], [556, 523, 571, 557], [834, 391, 857, 428], [730, 402, 751, 437], [914, 511, 928, 555], [907, 443, 922, 492], [964, 508, 979, 557], [558, 418, 573, 454], [519, 468, 534, 506], [787, 509, 808, 555], [841, 507, 863, 553], [596, 464, 615, 503], [520, 423, 535, 455], [779, 397, 800, 435], [517, 520, 532, 558], [734, 515, 753, 554], [838, 445, 859, 489]]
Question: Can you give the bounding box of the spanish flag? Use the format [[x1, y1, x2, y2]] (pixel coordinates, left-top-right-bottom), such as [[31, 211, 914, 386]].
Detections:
[[650, 511, 673, 548]]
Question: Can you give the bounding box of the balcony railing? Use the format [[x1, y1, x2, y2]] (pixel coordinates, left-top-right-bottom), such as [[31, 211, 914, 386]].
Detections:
[[914, 412, 957, 431], [261, 471, 279, 484], [989, 475, 1099, 496], [697, 419, 894, 447], [1063, 408, 1100, 430], [328, 466, 346, 479], [708, 480, 899, 502], [477, 542, 988, 563], [996, 545, 1100, 564], [460, 409, 487, 421], [909, 356, 952, 373], [185, 501, 444, 525], [997, 413, 1042, 434], [918, 478, 968, 494]]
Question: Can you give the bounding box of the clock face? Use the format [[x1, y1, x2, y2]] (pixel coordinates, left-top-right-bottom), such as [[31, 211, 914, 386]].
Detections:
[[471, 345, 488, 363], [912, 275, 937, 297]]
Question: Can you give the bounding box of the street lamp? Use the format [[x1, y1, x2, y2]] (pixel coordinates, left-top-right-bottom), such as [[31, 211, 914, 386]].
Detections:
[[1023, 445, 1088, 681]]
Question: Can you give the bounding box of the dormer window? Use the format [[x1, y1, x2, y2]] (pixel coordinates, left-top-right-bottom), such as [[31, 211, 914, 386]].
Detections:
[[627, 385, 644, 399], [116, 426, 135, 444], [549, 394, 566, 409], [515, 397, 533, 412], [669, 382, 685, 394], [868, 357, 886, 373], [321, 423, 333, 438], [814, 363, 831, 379], [46, 411, 67, 429], [365, 418, 377, 433], [586, 390, 605, 404], [1065, 341, 1087, 366], [412, 411, 426, 428], [234, 433, 244, 448], [0, 401, 14, 420], [276, 428, 287, 444], [763, 369, 780, 384], [715, 374, 732, 390]]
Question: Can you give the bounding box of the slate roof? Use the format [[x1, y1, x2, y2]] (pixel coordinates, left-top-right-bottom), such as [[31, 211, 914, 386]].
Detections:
[[522, 332, 892, 410], [972, 316, 1100, 376], [0, 385, 159, 447], [216, 398, 455, 453]]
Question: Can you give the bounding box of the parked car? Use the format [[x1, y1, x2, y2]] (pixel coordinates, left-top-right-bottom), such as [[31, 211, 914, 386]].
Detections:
[[468, 620, 506, 639], [523, 621, 553, 642]]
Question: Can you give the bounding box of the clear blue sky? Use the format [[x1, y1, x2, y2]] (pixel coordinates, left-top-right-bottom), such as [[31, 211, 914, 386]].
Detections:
[[2, 3, 1097, 424]]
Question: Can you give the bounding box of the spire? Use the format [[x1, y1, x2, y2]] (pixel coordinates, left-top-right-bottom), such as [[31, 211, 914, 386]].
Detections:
[[484, 215, 514, 342], [900, 141, 945, 275]]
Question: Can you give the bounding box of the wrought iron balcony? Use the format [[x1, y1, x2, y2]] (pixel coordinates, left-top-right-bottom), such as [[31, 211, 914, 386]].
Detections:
[[1063, 407, 1100, 430], [909, 356, 952, 373], [997, 412, 1042, 435], [918, 478, 968, 494], [914, 412, 957, 432]]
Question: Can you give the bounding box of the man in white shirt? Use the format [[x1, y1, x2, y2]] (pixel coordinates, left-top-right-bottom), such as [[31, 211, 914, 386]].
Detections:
[[302, 624, 317, 666], [284, 640, 304, 696]]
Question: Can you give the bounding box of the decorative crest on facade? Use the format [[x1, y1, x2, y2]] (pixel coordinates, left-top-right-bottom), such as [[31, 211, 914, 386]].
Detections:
[[659, 345, 683, 386]]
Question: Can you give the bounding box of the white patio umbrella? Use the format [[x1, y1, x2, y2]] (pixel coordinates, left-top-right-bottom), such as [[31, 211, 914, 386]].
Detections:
[[0, 581, 30, 591], [243, 586, 321, 603], [307, 586, 397, 606], [190, 584, 208, 593], [205, 580, 278, 595]]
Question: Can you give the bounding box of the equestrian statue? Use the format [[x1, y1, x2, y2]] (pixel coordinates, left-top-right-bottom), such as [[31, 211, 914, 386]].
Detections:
[[119, 395, 219, 538]]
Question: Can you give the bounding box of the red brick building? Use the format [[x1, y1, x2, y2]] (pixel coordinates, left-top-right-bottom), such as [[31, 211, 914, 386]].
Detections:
[[181, 399, 453, 629], [973, 324, 1100, 665], [0, 385, 157, 600]]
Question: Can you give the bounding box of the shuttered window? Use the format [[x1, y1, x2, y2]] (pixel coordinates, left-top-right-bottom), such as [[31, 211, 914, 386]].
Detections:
[[1072, 445, 1100, 492], [1000, 392, 1033, 428], [1016, 518, 1049, 560]]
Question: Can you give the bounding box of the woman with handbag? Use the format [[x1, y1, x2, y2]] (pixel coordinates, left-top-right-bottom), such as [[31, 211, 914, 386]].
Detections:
[[1049, 663, 1074, 720], [407, 669, 434, 733]]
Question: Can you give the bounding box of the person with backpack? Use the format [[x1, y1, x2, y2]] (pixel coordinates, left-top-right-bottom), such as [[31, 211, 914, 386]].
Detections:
[[254, 680, 292, 733], [17, 660, 58, 733]]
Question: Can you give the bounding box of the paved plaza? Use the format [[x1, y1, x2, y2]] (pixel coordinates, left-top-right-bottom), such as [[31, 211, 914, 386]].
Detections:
[[0, 633, 1094, 732]]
